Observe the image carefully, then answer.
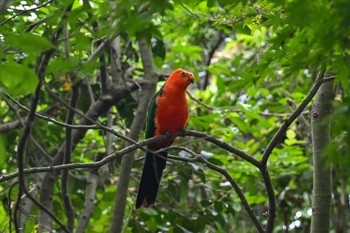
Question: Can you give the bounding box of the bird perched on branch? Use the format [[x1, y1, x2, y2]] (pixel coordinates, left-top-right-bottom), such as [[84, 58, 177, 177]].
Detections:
[[136, 68, 195, 208]]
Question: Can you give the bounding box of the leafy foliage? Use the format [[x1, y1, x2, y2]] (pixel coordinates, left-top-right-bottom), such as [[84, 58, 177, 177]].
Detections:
[[0, 0, 349, 232]]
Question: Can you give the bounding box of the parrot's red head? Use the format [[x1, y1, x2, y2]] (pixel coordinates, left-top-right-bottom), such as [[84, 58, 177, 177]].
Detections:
[[166, 68, 195, 90]]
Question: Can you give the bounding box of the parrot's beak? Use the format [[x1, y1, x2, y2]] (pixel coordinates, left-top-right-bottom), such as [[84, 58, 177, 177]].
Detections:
[[188, 73, 194, 84]]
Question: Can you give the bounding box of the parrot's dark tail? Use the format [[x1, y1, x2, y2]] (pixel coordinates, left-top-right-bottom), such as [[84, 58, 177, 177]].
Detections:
[[136, 150, 167, 209]]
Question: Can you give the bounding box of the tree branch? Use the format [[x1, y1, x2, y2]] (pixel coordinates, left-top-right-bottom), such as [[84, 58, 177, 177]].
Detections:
[[259, 167, 276, 233], [1, 130, 254, 182], [1, 94, 59, 133], [36, 77, 150, 230], [14, 5, 74, 227], [202, 30, 226, 90], [184, 130, 260, 167], [0, 0, 53, 26], [3, 79, 154, 132], [75, 172, 99, 233], [13, 66, 70, 233], [0, 132, 174, 183], [110, 35, 124, 85], [168, 146, 265, 233], [260, 72, 327, 165], [5, 100, 52, 163], [83, 77, 96, 104], [33, 2, 74, 231], [61, 81, 80, 231], [259, 71, 329, 233]]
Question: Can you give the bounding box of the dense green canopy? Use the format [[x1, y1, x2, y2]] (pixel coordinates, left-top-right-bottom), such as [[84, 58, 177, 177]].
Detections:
[[0, 0, 349, 232]]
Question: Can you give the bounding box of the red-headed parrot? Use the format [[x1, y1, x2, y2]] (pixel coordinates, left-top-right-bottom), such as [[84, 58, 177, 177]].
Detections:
[[136, 68, 195, 208]]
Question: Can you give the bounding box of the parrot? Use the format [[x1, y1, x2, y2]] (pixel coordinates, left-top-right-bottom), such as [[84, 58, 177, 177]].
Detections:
[[135, 68, 195, 208]]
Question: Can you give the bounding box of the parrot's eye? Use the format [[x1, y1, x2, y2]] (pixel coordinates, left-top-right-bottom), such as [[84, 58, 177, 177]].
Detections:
[[180, 71, 186, 76]]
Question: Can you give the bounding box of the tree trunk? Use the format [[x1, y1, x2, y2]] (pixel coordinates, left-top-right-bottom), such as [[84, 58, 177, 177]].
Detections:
[[108, 37, 158, 233], [310, 80, 333, 233]]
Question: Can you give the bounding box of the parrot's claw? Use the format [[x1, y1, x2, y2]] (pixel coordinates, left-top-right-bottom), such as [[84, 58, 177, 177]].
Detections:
[[180, 129, 187, 137], [164, 131, 171, 139]]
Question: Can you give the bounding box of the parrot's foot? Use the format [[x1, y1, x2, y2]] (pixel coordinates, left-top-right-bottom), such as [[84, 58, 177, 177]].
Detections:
[[164, 131, 171, 140], [180, 129, 187, 137]]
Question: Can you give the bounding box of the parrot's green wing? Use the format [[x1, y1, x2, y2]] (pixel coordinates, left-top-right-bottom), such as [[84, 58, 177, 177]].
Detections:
[[144, 85, 164, 139], [136, 85, 165, 208]]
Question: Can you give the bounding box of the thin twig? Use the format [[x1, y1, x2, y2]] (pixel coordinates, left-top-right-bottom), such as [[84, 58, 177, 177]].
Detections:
[[186, 91, 215, 110], [185, 130, 260, 167], [0, 0, 53, 26], [180, 2, 200, 19], [43, 81, 152, 159], [4, 92, 99, 129], [5, 99, 53, 163], [61, 81, 80, 231], [202, 30, 226, 90], [25, 13, 55, 32], [186, 90, 307, 117], [8, 181, 19, 232], [87, 39, 113, 63]]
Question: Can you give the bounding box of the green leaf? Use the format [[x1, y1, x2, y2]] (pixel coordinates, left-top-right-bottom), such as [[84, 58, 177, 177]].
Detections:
[[47, 57, 79, 73], [286, 129, 296, 139], [0, 62, 39, 96], [0, 134, 6, 164], [171, 44, 203, 61], [237, 104, 262, 121], [4, 33, 55, 53]]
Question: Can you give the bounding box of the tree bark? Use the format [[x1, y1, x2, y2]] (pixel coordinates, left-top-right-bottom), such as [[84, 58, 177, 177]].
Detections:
[[310, 80, 333, 233], [108, 37, 158, 233], [75, 173, 98, 233]]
